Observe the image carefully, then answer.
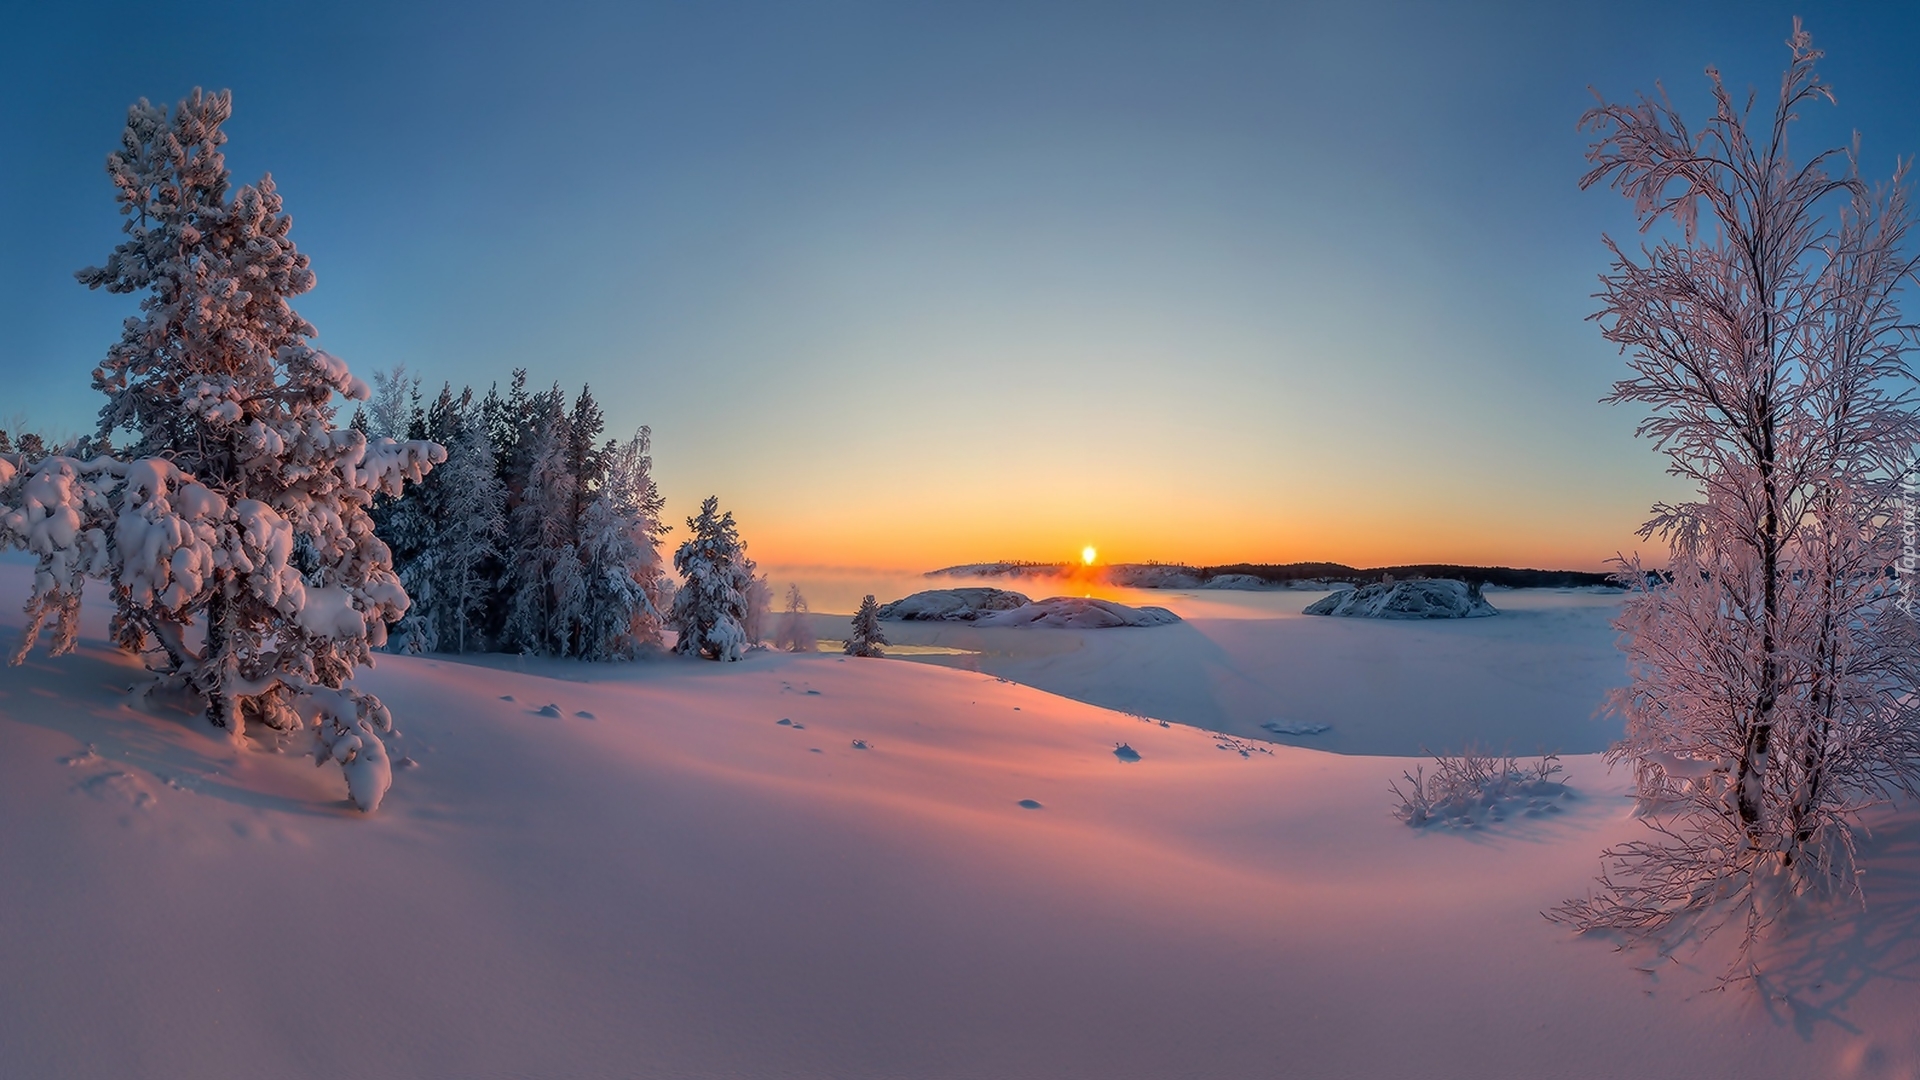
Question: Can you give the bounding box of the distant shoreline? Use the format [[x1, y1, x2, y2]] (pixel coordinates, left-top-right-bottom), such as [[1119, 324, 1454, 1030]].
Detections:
[[925, 560, 1621, 590]]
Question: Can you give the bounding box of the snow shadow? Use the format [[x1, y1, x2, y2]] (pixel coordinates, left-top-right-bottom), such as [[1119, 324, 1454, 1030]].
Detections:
[[1749, 810, 1920, 1038], [0, 635, 355, 819]]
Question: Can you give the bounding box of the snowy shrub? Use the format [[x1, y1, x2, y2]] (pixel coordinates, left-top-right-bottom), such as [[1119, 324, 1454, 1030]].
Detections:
[[845, 595, 887, 657], [1552, 25, 1920, 961], [1390, 751, 1567, 827], [669, 496, 757, 661], [0, 90, 442, 812]]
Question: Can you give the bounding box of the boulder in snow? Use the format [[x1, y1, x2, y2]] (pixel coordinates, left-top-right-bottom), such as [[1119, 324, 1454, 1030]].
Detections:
[[876, 588, 1033, 621], [1303, 579, 1496, 619], [974, 597, 1181, 629]]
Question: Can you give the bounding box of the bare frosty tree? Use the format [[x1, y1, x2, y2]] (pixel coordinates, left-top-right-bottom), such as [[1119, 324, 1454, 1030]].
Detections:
[[1553, 23, 1920, 957], [773, 584, 816, 653]]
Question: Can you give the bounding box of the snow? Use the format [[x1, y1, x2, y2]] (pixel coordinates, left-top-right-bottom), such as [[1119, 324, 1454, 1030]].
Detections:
[[1305, 577, 1498, 619], [2, 559, 1918, 1077]]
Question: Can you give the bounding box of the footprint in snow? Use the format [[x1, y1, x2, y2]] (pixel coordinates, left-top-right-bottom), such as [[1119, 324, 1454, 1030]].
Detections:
[[500, 695, 515, 702], [851, 739, 870, 750], [575, 711, 596, 720], [1017, 799, 1043, 810], [777, 718, 793, 725], [805, 690, 822, 696], [1113, 743, 1141, 763], [535, 704, 562, 718]]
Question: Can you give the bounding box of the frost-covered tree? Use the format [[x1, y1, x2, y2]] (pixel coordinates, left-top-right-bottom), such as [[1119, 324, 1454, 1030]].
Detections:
[[670, 496, 756, 661], [774, 584, 816, 652], [1554, 25, 1920, 954], [845, 595, 887, 657], [503, 393, 586, 655], [364, 365, 418, 441], [577, 428, 670, 659], [0, 89, 441, 812], [428, 418, 507, 653], [743, 572, 772, 648]]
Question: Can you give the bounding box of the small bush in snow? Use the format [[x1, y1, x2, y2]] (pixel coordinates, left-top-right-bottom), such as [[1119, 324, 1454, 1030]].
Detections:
[[1390, 750, 1568, 828]]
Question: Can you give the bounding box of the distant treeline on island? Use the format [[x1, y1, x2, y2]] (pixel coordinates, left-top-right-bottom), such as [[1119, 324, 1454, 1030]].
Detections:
[[928, 561, 1620, 590]]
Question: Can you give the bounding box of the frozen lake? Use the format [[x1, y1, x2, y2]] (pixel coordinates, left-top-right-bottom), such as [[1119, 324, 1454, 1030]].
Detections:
[[788, 576, 1628, 756]]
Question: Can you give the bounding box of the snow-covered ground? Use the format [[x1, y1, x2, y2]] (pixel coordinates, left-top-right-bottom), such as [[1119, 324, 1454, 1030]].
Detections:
[[3, 560, 1918, 1079]]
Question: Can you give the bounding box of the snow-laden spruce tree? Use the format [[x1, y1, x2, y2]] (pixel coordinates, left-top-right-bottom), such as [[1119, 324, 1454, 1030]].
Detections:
[[426, 417, 507, 654], [845, 595, 887, 657], [0, 90, 442, 811], [1554, 25, 1920, 953], [669, 496, 757, 661], [774, 584, 816, 652], [503, 392, 587, 655], [577, 428, 670, 659]]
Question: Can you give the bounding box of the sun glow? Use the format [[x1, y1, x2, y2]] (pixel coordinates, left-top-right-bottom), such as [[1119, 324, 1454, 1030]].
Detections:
[[1082, 546, 1097, 566]]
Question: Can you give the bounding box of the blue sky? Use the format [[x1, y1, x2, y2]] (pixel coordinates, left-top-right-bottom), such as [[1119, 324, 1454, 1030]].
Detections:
[[4, 2, 1919, 568]]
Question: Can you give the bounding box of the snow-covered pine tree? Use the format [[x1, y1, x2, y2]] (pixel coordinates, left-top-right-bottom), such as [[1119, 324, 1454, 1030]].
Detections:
[[1554, 25, 1920, 953], [669, 496, 756, 661], [577, 427, 670, 659], [774, 584, 815, 652], [0, 89, 442, 812], [503, 389, 586, 655], [428, 414, 507, 654], [845, 595, 887, 657], [380, 385, 444, 653]]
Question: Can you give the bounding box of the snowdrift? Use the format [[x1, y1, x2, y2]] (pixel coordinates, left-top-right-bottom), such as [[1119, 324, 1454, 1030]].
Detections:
[[1304, 578, 1497, 619], [973, 596, 1180, 629]]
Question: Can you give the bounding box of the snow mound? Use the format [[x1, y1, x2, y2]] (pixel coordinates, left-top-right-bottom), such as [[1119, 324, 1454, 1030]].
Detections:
[[875, 587, 1033, 621], [974, 597, 1182, 629], [1303, 579, 1496, 619]]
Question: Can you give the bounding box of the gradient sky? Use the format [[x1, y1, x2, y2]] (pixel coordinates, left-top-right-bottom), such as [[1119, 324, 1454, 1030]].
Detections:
[[5, 2, 1920, 571]]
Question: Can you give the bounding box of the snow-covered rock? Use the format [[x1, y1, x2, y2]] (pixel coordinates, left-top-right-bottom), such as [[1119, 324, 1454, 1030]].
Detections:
[[876, 588, 1033, 621], [1103, 565, 1204, 589], [974, 597, 1181, 629], [1303, 579, 1496, 619]]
